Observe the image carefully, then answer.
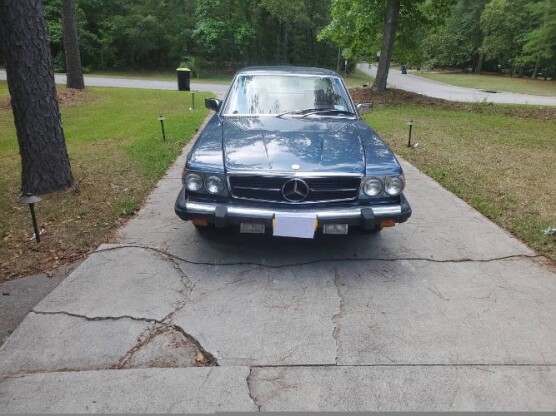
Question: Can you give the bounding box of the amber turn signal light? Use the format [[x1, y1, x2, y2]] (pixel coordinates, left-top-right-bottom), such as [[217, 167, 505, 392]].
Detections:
[[380, 220, 396, 228], [191, 218, 208, 227]]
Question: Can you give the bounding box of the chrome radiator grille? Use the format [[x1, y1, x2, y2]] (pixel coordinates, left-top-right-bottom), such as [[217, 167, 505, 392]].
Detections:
[[228, 175, 361, 203]]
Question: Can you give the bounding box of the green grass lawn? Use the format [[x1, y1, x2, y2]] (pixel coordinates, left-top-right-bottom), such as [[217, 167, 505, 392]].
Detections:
[[0, 82, 210, 280], [364, 104, 555, 260], [414, 71, 556, 97], [342, 69, 375, 89]]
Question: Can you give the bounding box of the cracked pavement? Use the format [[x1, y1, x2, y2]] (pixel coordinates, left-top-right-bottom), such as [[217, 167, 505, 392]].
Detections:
[[1, 128, 555, 412]]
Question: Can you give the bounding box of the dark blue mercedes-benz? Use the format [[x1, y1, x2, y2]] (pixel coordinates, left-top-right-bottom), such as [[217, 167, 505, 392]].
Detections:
[[175, 66, 411, 238]]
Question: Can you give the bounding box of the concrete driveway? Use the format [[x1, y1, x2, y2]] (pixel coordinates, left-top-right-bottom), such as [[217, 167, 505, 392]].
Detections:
[[357, 64, 556, 106], [1, 119, 555, 411]]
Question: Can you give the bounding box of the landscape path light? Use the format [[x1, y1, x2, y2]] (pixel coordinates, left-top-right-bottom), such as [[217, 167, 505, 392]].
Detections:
[[158, 115, 166, 141], [18, 193, 41, 243], [407, 119, 414, 147]]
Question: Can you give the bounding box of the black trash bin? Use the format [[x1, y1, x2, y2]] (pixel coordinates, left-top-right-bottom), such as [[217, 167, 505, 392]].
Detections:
[[401, 65, 407, 74], [176, 67, 191, 91]]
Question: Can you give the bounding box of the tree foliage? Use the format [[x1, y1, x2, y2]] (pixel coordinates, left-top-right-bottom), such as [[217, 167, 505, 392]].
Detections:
[[38, 0, 338, 73], [6, 0, 553, 80], [521, 0, 556, 77], [424, 0, 556, 77], [423, 0, 489, 69], [479, 0, 556, 76], [318, 0, 387, 62], [319, 0, 455, 66], [318, 0, 555, 79]]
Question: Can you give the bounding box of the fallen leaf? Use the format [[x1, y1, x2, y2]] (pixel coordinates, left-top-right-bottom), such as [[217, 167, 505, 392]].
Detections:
[[195, 352, 209, 364]]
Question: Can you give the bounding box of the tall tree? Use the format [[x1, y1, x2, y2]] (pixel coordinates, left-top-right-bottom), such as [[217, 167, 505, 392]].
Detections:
[[318, 0, 385, 65], [41, 0, 337, 71], [522, 0, 556, 79], [259, 0, 312, 63], [373, 0, 400, 92], [319, 0, 447, 90], [480, 0, 538, 77], [61, 0, 84, 89], [423, 0, 488, 71], [0, 0, 73, 195]]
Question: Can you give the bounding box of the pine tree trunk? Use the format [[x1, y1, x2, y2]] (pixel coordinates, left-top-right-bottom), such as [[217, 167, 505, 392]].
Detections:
[[373, 0, 400, 92], [0, 0, 74, 195], [61, 0, 84, 89]]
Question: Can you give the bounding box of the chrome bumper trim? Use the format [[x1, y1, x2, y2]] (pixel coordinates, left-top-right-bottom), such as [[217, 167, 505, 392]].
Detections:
[[185, 201, 402, 220]]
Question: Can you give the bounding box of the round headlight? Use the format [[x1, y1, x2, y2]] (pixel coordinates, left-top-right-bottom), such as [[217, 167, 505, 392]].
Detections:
[[205, 176, 224, 194], [185, 173, 203, 192], [363, 178, 383, 197], [385, 176, 404, 196]]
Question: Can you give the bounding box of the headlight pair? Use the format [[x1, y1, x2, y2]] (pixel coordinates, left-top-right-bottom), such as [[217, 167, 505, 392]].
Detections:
[[184, 172, 226, 194], [362, 175, 404, 197]]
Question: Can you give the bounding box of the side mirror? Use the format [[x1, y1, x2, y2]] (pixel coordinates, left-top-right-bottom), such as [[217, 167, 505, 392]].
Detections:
[[205, 98, 222, 112], [356, 102, 373, 114]]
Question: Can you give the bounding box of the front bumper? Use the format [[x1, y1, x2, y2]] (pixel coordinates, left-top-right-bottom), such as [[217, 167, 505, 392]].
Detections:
[[175, 187, 412, 230]]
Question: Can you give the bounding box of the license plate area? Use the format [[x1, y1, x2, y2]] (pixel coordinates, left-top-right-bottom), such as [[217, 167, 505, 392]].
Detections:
[[322, 223, 348, 235], [240, 223, 266, 234], [273, 213, 317, 239]]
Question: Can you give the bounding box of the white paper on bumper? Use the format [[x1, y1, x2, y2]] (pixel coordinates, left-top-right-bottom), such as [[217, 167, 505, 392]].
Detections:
[[273, 212, 317, 239]]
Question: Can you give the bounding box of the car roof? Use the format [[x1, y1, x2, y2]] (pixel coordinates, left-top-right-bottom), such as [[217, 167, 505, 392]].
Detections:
[[236, 66, 340, 76]]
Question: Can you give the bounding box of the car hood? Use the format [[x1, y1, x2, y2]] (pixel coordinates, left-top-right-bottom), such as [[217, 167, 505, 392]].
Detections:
[[222, 117, 365, 173]]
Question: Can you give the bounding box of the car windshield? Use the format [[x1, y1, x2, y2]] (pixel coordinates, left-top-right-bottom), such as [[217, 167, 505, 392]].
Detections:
[[222, 74, 354, 116]]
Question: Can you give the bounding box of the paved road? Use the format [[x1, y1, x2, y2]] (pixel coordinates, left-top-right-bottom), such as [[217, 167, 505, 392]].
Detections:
[[357, 64, 556, 106], [1, 120, 555, 411], [0, 70, 229, 97]]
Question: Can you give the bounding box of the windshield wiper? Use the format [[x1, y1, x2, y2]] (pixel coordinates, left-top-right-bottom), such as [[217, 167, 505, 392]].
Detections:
[[300, 109, 356, 118], [276, 108, 356, 118], [276, 108, 323, 118]]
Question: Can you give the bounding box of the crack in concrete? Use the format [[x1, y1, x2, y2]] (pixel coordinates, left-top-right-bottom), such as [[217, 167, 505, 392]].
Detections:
[[166, 254, 197, 297], [0, 373, 28, 384], [248, 363, 556, 368], [248, 367, 299, 407], [27, 248, 218, 374], [107, 249, 207, 369], [170, 323, 219, 366], [331, 267, 345, 365], [114, 323, 168, 369], [246, 367, 262, 411], [113, 320, 218, 369], [3, 362, 554, 382], [112, 298, 218, 369], [30, 307, 219, 370], [94, 244, 542, 268], [31, 310, 160, 324]]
